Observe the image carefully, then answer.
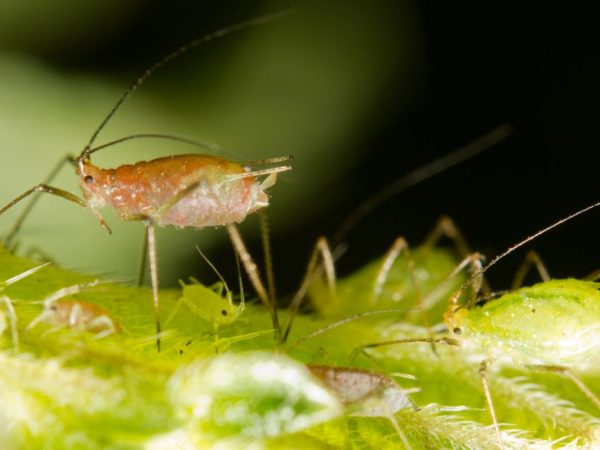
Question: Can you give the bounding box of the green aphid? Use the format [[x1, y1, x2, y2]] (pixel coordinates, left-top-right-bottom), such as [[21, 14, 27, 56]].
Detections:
[[449, 278, 600, 366], [169, 277, 244, 341], [310, 246, 463, 323], [443, 278, 600, 447]]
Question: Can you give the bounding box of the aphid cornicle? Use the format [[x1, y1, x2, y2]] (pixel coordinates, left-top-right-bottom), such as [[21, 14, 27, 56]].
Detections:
[[0, 14, 292, 351]]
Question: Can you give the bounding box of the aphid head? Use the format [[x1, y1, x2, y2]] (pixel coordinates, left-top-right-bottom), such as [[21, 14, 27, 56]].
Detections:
[[444, 305, 468, 335], [74, 158, 108, 209]]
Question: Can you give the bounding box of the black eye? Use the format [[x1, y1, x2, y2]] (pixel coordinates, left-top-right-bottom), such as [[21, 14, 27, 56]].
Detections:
[[452, 328, 462, 335], [84, 175, 94, 184], [221, 310, 228, 316], [50, 305, 58, 311]]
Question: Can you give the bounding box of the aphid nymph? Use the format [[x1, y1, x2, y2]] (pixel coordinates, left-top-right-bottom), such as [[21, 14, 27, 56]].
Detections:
[[28, 280, 120, 338]]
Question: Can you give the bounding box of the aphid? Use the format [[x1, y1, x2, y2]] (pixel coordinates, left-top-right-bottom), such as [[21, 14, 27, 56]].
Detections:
[[28, 280, 120, 338], [282, 125, 514, 342], [167, 245, 245, 347], [0, 14, 292, 351], [0, 263, 50, 350], [307, 363, 416, 448], [353, 200, 600, 448]]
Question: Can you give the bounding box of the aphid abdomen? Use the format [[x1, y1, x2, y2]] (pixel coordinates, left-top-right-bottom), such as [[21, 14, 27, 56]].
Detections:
[[83, 155, 263, 228], [461, 279, 600, 364], [307, 364, 412, 415]]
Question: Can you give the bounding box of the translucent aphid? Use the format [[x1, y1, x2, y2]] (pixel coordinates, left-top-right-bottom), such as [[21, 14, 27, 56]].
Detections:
[[28, 280, 120, 338], [307, 363, 416, 448]]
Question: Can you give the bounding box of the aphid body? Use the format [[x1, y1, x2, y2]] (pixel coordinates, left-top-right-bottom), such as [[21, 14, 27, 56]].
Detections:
[[78, 154, 273, 228], [307, 363, 414, 415], [0, 15, 293, 350], [176, 277, 243, 329], [448, 279, 600, 366], [28, 280, 120, 338], [32, 300, 120, 337]]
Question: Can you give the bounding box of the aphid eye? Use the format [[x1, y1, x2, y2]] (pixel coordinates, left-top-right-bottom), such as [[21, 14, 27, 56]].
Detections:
[[84, 175, 94, 184], [49, 305, 58, 311], [221, 309, 228, 316], [452, 328, 462, 335]]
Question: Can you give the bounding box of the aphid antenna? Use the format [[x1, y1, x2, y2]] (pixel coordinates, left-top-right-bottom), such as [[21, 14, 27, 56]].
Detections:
[[85, 134, 232, 158], [195, 245, 232, 305], [78, 9, 294, 163], [448, 199, 600, 313], [285, 307, 416, 353], [1, 262, 51, 289], [331, 124, 514, 247]]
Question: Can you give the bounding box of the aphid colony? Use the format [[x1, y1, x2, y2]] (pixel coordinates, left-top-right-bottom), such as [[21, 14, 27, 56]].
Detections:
[[1, 9, 599, 450]]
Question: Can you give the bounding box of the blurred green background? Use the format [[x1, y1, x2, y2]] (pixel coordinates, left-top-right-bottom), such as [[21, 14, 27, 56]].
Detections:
[[1, 1, 599, 294]]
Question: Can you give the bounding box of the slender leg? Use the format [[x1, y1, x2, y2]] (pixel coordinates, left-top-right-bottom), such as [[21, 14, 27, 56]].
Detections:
[[2, 184, 88, 242], [258, 210, 276, 306], [372, 237, 438, 352], [479, 360, 504, 450], [145, 219, 161, 352], [511, 250, 551, 289], [4, 154, 77, 246], [421, 215, 492, 296], [525, 364, 600, 411], [282, 236, 336, 342], [226, 223, 280, 340], [137, 225, 149, 287], [349, 336, 459, 365]]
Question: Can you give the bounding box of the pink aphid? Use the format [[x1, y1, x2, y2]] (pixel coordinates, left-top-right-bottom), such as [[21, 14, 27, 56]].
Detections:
[[0, 15, 292, 351], [78, 154, 276, 228]]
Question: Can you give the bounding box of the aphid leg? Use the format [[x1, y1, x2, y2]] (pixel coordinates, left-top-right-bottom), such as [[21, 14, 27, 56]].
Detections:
[[144, 218, 161, 352], [525, 364, 600, 411], [258, 210, 276, 305], [0, 295, 19, 350], [371, 237, 439, 354], [584, 269, 600, 281], [510, 250, 551, 289], [3, 154, 77, 247], [226, 223, 280, 340], [282, 236, 337, 342], [39, 279, 102, 306], [1, 185, 88, 246], [479, 360, 505, 450], [421, 215, 492, 297], [285, 308, 418, 353], [349, 337, 459, 366], [137, 225, 149, 286], [87, 315, 119, 338], [65, 302, 117, 338]]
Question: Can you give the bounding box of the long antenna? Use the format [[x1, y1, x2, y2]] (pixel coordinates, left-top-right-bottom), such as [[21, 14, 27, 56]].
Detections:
[[331, 124, 513, 246], [450, 200, 600, 307], [80, 9, 292, 159]]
